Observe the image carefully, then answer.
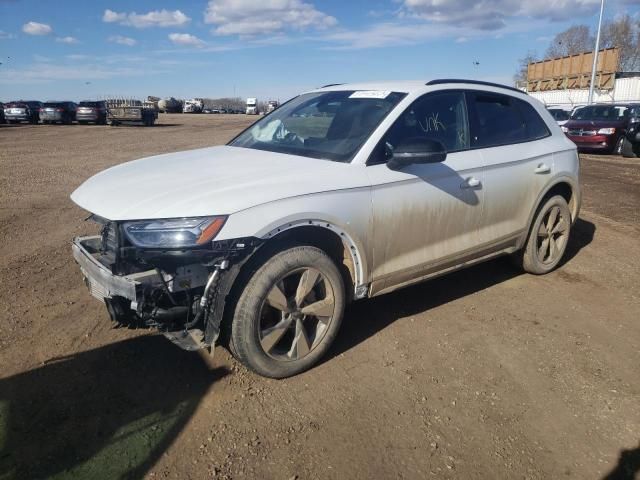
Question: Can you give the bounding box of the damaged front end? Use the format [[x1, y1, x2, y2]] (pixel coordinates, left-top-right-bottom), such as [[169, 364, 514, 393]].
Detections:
[[72, 216, 260, 351]]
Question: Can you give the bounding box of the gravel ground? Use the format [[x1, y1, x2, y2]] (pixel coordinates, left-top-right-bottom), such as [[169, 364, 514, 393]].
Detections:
[[0, 115, 639, 480]]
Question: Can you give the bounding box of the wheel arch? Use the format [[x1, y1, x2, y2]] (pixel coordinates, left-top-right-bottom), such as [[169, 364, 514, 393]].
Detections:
[[259, 220, 367, 300], [519, 176, 580, 249]]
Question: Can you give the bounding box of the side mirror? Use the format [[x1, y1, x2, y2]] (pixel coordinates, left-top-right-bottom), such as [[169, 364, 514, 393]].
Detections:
[[387, 137, 447, 170]]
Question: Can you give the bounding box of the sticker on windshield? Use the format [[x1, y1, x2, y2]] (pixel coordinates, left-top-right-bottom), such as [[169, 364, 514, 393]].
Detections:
[[349, 90, 391, 99]]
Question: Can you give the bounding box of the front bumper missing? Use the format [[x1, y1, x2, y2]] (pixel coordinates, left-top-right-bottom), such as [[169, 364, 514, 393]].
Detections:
[[72, 235, 229, 352], [72, 235, 155, 302]]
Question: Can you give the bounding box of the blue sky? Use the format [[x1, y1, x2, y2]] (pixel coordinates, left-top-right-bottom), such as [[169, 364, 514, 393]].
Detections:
[[1, 0, 639, 102]]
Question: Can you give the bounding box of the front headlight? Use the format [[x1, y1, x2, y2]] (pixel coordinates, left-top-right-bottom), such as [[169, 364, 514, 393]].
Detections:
[[561, 126, 569, 133], [597, 127, 615, 135], [123, 216, 226, 248]]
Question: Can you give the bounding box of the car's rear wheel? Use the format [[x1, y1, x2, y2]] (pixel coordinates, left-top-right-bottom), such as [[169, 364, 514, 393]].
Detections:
[[514, 195, 571, 275], [230, 245, 345, 378], [621, 138, 638, 158]]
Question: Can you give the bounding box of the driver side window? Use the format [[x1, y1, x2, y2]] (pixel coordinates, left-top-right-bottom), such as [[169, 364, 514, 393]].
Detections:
[[369, 91, 470, 165]]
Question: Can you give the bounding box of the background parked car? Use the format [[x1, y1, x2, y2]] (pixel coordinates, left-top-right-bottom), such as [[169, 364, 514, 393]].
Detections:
[[4, 101, 42, 124], [562, 104, 630, 154], [547, 107, 571, 126], [622, 120, 640, 158], [40, 102, 77, 125], [76, 101, 107, 124], [0, 102, 5, 124]]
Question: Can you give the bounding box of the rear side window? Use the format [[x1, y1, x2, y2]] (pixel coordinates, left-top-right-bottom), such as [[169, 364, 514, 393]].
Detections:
[[468, 92, 550, 148], [517, 99, 551, 140], [469, 93, 526, 148]]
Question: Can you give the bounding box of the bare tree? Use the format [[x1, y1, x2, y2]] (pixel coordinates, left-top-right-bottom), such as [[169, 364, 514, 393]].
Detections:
[[600, 15, 640, 72], [513, 51, 539, 85], [545, 25, 593, 58]]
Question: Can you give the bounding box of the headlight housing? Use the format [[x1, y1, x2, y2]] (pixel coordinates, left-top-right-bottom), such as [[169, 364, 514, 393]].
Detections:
[[597, 127, 615, 135], [123, 216, 226, 248], [561, 126, 569, 133]]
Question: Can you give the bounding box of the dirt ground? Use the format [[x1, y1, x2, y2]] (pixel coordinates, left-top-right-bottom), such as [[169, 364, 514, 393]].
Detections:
[[1, 114, 638, 480]]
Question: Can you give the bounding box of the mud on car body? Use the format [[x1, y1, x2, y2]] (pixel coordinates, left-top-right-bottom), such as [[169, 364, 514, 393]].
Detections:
[[71, 79, 581, 378]]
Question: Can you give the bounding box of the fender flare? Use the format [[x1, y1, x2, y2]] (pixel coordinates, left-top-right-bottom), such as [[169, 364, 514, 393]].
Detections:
[[262, 219, 369, 298], [518, 175, 581, 250]]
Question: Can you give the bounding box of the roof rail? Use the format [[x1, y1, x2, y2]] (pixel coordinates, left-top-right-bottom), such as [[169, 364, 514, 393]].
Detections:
[[319, 83, 344, 88], [426, 79, 526, 95]]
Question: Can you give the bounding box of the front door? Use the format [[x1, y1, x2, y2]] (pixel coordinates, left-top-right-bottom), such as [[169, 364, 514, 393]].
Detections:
[[365, 90, 485, 294]]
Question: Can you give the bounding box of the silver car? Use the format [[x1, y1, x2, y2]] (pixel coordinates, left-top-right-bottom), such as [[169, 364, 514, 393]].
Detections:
[[4, 101, 42, 124], [40, 102, 77, 125]]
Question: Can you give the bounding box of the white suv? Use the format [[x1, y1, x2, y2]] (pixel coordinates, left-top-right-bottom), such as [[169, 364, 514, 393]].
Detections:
[[71, 79, 580, 378]]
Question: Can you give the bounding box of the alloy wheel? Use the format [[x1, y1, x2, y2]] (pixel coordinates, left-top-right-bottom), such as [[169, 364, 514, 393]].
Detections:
[[536, 205, 569, 264], [259, 267, 335, 361]]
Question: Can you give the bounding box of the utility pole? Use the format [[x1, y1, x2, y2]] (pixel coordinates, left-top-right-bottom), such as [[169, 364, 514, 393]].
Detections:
[[588, 0, 605, 105]]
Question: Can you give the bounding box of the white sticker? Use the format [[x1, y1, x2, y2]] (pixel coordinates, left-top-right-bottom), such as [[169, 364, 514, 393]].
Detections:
[[349, 90, 391, 99]]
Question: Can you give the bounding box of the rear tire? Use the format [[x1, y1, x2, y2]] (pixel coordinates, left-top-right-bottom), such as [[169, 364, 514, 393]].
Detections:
[[230, 245, 345, 378], [513, 195, 571, 275], [621, 138, 638, 158]]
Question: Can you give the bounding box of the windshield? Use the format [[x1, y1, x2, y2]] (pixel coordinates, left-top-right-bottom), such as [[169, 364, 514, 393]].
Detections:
[[230, 90, 406, 162], [79, 101, 100, 107], [571, 105, 628, 121]]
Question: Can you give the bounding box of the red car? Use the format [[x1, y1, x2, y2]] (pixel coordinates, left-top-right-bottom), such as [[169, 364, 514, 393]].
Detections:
[[562, 104, 630, 154]]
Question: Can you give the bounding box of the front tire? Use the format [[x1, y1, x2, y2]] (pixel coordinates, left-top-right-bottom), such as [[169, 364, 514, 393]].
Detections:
[[514, 195, 571, 275], [614, 136, 624, 155], [230, 246, 345, 378]]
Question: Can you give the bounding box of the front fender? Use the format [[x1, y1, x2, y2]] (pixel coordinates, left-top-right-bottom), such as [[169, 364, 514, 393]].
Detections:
[[217, 189, 373, 294]]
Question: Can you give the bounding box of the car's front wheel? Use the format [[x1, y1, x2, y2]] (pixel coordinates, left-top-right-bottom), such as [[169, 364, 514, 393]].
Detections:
[[230, 245, 345, 378], [514, 195, 571, 275]]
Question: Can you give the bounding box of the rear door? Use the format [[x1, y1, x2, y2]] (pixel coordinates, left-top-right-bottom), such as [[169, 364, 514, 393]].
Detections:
[[366, 90, 485, 292], [467, 91, 553, 243]]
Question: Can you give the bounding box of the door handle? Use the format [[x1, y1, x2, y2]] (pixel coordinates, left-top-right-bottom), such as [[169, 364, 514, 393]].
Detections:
[[534, 163, 551, 174], [460, 177, 481, 189]]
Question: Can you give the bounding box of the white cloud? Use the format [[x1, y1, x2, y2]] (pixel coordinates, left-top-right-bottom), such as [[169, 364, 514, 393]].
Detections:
[[0, 62, 166, 84], [102, 9, 191, 28], [103, 9, 127, 23], [401, 0, 601, 31], [168, 33, 206, 47], [320, 22, 447, 50], [56, 36, 79, 44], [0, 30, 16, 40], [22, 21, 53, 36], [204, 0, 337, 36], [108, 35, 137, 46]]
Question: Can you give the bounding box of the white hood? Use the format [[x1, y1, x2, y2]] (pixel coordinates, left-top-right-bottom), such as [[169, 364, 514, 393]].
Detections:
[[70, 146, 364, 221]]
